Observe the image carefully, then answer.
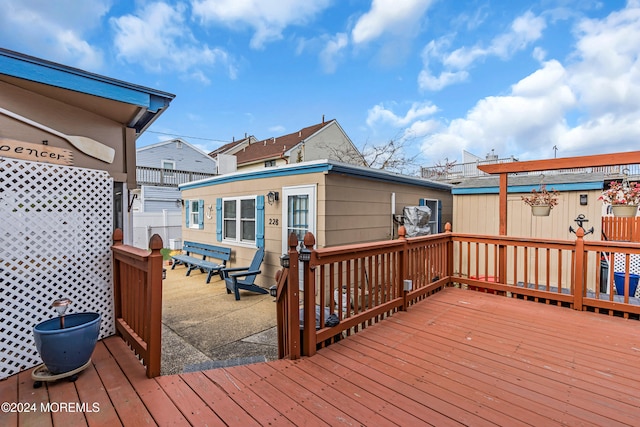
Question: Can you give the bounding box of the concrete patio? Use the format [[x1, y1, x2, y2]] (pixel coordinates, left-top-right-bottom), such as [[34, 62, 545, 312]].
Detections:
[[160, 262, 279, 375]]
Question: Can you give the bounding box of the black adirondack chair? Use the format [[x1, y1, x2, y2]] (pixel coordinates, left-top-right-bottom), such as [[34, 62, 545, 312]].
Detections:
[[222, 247, 266, 300]]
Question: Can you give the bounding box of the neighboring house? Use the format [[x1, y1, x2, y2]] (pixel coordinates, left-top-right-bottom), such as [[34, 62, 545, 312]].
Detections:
[[178, 159, 453, 290], [0, 48, 174, 379], [209, 118, 364, 172], [132, 138, 218, 248], [135, 138, 218, 212]]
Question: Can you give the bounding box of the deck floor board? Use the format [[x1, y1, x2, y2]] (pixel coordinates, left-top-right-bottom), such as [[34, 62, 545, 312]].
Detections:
[[2, 287, 638, 426]]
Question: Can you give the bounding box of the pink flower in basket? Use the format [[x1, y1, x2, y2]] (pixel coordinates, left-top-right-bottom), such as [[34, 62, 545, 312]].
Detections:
[[599, 181, 640, 206]]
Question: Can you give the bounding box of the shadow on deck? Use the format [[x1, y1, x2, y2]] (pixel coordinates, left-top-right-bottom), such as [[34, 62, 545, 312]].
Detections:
[[2, 287, 639, 426]]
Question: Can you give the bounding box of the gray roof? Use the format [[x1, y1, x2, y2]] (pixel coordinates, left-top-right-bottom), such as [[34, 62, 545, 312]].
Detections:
[[454, 172, 606, 189]]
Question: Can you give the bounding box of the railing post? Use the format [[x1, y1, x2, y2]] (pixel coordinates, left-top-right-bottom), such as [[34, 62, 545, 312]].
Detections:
[[287, 233, 300, 359], [445, 223, 453, 284], [398, 225, 409, 311], [146, 233, 163, 378], [573, 227, 585, 311], [302, 232, 317, 356], [112, 229, 123, 329]]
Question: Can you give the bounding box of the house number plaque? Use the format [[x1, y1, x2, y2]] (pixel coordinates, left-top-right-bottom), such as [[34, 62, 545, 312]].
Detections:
[[0, 138, 73, 165]]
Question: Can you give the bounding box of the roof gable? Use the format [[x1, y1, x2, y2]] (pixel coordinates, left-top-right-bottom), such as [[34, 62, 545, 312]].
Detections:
[[208, 135, 256, 157], [234, 120, 333, 165]]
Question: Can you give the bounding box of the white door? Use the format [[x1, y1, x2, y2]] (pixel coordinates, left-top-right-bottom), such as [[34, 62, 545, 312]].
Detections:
[[282, 185, 316, 288]]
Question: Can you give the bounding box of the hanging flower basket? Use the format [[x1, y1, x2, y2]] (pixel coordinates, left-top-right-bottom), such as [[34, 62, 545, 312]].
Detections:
[[531, 205, 552, 216], [611, 204, 638, 218], [522, 185, 559, 216], [599, 180, 640, 217]]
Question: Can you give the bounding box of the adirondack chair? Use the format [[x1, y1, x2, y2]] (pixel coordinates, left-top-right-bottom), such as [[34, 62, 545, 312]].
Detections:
[[222, 247, 266, 300]]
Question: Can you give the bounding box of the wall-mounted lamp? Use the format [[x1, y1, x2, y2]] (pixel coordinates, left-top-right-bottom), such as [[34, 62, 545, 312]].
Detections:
[[579, 194, 588, 206], [176, 198, 183, 207], [267, 191, 279, 205]]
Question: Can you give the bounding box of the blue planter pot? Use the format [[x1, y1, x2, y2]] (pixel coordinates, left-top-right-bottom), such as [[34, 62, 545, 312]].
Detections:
[[33, 313, 101, 374], [613, 273, 640, 297]]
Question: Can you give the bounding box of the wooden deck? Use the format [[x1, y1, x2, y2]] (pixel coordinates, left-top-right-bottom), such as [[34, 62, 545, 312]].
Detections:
[[2, 287, 639, 426]]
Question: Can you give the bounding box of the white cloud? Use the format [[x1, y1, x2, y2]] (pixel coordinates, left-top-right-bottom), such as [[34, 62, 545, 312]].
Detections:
[[419, 11, 546, 91], [192, 0, 332, 49], [351, 0, 434, 45], [417, 2, 640, 163], [367, 102, 438, 128], [319, 33, 349, 73], [111, 2, 236, 81], [420, 59, 576, 161], [418, 69, 469, 91], [0, 0, 109, 70]]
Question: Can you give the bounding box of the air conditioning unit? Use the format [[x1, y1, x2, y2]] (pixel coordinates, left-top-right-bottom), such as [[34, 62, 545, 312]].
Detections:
[[169, 239, 182, 250]]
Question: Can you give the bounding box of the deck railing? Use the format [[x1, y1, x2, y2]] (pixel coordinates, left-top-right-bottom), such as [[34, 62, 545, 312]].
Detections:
[[136, 166, 216, 187], [602, 216, 640, 242], [275, 233, 301, 359], [276, 223, 640, 359], [111, 229, 163, 377]]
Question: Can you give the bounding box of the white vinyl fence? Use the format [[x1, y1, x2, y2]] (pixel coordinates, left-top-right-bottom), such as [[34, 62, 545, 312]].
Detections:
[[133, 210, 182, 250]]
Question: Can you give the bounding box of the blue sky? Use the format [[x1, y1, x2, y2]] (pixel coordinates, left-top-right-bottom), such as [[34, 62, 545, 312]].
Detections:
[[2, 0, 639, 172]]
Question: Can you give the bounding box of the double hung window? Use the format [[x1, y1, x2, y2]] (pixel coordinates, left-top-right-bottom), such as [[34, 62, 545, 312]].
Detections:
[[223, 197, 256, 244]]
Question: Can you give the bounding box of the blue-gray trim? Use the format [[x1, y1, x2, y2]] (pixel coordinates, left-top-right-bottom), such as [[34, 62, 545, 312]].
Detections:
[[452, 181, 604, 195], [0, 48, 175, 132], [180, 160, 452, 192]]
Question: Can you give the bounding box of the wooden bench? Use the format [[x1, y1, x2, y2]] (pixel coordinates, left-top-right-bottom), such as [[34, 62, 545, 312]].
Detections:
[[171, 241, 231, 283]]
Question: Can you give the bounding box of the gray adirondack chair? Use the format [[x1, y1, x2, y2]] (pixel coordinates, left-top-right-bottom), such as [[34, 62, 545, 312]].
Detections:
[[222, 247, 266, 300]]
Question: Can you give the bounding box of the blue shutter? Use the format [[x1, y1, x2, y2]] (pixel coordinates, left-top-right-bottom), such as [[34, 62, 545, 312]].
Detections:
[[216, 198, 222, 241], [185, 200, 190, 228], [256, 195, 265, 248], [198, 200, 204, 229], [419, 198, 426, 206]]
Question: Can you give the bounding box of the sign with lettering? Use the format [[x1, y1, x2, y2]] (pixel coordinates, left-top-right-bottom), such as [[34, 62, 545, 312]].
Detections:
[[0, 138, 73, 165]]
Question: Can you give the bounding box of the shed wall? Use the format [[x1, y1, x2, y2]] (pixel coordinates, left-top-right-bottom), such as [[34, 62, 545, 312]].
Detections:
[[324, 174, 452, 245], [452, 189, 603, 239], [453, 189, 604, 291]]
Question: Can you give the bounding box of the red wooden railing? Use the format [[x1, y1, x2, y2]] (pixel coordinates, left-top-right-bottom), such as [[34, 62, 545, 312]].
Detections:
[[275, 233, 301, 359], [111, 229, 163, 378], [276, 223, 640, 359], [602, 216, 640, 242]]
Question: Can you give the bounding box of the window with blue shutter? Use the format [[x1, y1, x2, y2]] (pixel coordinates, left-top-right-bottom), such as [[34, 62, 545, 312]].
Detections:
[[198, 200, 204, 229], [185, 200, 190, 228], [256, 195, 265, 248], [216, 198, 222, 241], [219, 195, 262, 245]]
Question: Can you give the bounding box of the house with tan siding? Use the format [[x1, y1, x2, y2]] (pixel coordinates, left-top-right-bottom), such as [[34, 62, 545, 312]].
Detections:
[[179, 159, 453, 292]]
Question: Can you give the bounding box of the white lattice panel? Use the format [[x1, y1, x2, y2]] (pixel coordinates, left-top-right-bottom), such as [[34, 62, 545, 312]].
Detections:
[[0, 158, 115, 379], [613, 253, 640, 275]]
